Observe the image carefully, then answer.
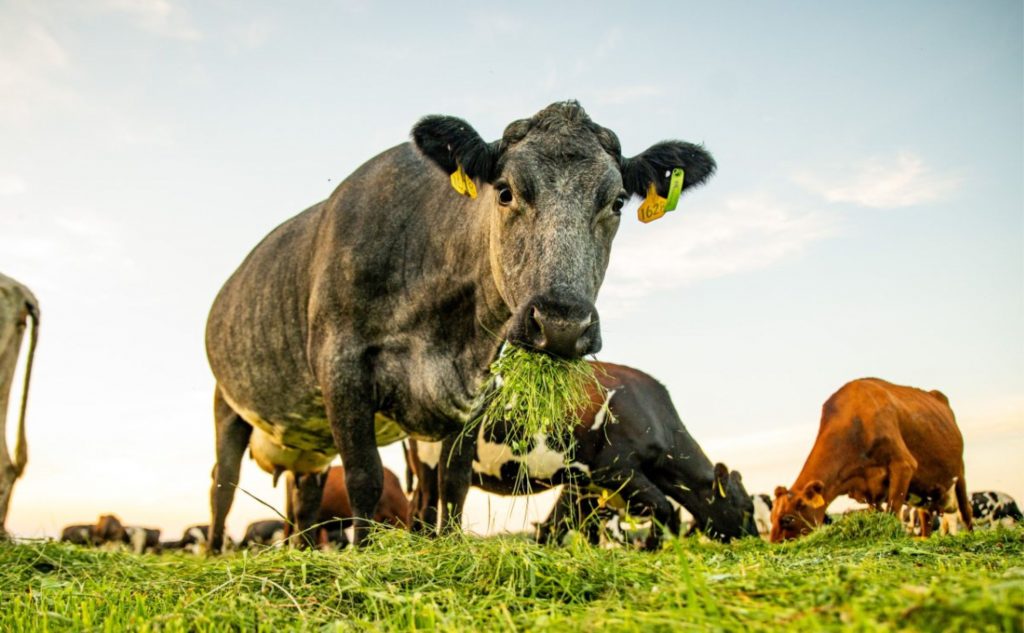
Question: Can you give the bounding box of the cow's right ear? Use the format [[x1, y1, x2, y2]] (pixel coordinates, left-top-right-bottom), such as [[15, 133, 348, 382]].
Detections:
[[621, 141, 716, 199], [802, 480, 826, 509], [774, 486, 788, 499], [412, 115, 499, 182]]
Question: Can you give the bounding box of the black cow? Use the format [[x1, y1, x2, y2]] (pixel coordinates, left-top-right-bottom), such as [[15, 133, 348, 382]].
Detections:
[[60, 524, 95, 546], [410, 362, 757, 549], [205, 101, 717, 551], [239, 519, 286, 548]]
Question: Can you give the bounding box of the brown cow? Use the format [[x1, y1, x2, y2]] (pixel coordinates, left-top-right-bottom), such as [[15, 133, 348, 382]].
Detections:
[[284, 465, 409, 547], [771, 378, 972, 542]]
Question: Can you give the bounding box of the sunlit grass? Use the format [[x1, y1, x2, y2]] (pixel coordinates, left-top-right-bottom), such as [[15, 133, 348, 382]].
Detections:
[[1, 514, 1021, 631]]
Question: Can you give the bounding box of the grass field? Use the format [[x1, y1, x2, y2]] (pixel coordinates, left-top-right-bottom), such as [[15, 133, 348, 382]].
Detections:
[[1, 513, 1021, 632]]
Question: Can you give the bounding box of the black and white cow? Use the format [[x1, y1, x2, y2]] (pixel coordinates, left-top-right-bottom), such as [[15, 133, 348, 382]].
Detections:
[[971, 491, 1022, 529], [410, 362, 758, 549], [124, 526, 161, 554], [239, 519, 286, 548], [162, 524, 235, 554], [752, 494, 773, 539], [204, 101, 717, 552]]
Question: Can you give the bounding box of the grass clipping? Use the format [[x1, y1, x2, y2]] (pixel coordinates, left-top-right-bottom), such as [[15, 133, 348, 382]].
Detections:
[[466, 346, 605, 456]]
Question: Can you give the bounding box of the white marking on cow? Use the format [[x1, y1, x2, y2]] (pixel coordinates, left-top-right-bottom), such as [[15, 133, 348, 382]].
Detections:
[[590, 389, 618, 432], [127, 527, 147, 554], [752, 494, 773, 539], [417, 440, 443, 469], [472, 426, 589, 480]]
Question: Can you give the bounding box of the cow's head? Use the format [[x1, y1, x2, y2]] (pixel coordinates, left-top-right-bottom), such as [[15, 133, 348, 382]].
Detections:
[[770, 480, 828, 542], [693, 463, 759, 542], [413, 101, 716, 358]]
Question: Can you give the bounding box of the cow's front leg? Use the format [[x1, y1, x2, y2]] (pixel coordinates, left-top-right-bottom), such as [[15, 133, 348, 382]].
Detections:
[[322, 379, 381, 547], [437, 433, 475, 534]]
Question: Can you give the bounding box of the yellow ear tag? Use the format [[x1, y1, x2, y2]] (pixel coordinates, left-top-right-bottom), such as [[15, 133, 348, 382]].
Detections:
[[449, 163, 477, 199], [637, 168, 684, 223], [808, 494, 826, 509], [716, 479, 727, 498]]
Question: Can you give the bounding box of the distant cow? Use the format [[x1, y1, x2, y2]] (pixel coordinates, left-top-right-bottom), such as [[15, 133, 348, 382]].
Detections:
[[283, 465, 410, 547], [124, 526, 161, 554], [239, 519, 286, 548], [0, 272, 39, 536], [204, 101, 717, 552], [60, 524, 95, 546], [771, 378, 972, 542], [971, 491, 1022, 528], [411, 362, 758, 549], [752, 494, 773, 539], [61, 514, 126, 547], [162, 524, 221, 553]]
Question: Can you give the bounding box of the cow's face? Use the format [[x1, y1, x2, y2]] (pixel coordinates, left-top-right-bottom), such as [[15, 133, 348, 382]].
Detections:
[[698, 463, 759, 541], [414, 101, 716, 358], [770, 481, 828, 542]]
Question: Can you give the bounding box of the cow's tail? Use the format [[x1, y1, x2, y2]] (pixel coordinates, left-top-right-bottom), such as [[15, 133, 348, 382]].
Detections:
[[955, 474, 972, 531], [13, 301, 38, 478]]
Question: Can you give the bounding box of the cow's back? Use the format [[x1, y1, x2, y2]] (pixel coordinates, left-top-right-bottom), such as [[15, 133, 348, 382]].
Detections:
[[821, 378, 964, 483]]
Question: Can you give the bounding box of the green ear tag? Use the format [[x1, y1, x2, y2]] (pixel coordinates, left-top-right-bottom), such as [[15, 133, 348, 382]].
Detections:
[[664, 168, 685, 212]]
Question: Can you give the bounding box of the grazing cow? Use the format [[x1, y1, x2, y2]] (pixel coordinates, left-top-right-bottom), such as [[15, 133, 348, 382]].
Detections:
[[0, 273, 39, 536], [205, 101, 717, 552], [94, 514, 127, 545], [283, 465, 411, 547], [971, 491, 1022, 529], [124, 526, 161, 554], [60, 524, 95, 546], [771, 378, 973, 542], [162, 524, 224, 553], [239, 519, 287, 548], [752, 494, 773, 539], [410, 362, 757, 549]]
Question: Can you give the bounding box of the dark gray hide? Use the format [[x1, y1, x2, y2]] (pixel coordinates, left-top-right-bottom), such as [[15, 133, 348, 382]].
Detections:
[[205, 101, 716, 551]]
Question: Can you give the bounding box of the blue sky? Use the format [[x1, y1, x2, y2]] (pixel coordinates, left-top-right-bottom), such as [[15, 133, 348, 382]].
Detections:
[[1, 0, 1021, 539]]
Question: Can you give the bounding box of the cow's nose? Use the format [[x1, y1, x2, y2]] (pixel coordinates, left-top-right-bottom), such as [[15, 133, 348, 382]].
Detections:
[[527, 306, 599, 358]]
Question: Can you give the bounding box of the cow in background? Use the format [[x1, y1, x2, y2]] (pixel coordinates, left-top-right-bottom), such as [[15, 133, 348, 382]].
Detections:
[[411, 362, 758, 550], [771, 378, 972, 542], [752, 494, 773, 539], [0, 272, 39, 537], [284, 465, 409, 548], [239, 519, 286, 548]]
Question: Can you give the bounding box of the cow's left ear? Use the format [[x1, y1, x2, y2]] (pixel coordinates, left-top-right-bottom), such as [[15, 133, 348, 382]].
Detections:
[[802, 480, 826, 509], [622, 141, 716, 199], [412, 115, 499, 183]]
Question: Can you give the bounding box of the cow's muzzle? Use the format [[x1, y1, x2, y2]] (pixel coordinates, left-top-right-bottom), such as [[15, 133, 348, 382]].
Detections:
[[509, 296, 601, 359]]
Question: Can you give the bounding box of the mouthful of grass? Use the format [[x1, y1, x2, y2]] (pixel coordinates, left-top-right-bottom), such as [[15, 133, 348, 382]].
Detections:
[[467, 346, 606, 454]]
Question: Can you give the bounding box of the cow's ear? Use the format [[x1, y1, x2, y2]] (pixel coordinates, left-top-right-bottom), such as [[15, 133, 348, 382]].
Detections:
[[412, 115, 498, 182], [622, 141, 716, 198], [774, 486, 788, 499], [713, 463, 729, 498], [803, 480, 826, 509]]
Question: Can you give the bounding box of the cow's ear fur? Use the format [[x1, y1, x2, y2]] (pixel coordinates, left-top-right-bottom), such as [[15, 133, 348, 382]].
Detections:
[[622, 141, 716, 198], [774, 486, 788, 498], [412, 115, 498, 182]]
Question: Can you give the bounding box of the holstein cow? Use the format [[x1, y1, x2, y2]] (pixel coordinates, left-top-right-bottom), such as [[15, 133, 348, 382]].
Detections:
[[0, 272, 39, 536], [205, 101, 716, 552], [283, 465, 410, 547], [409, 362, 757, 550], [971, 491, 1022, 529], [124, 526, 162, 554], [771, 378, 973, 542], [162, 524, 233, 554], [239, 519, 286, 548], [751, 494, 773, 539], [60, 524, 96, 546]]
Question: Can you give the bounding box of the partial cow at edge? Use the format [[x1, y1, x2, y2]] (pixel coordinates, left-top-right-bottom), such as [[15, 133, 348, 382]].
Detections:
[[771, 378, 972, 542], [204, 101, 716, 552], [0, 272, 39, 537]]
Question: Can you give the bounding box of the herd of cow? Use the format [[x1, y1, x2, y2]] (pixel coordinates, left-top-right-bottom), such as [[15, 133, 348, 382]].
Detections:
[[0, 101, 1020, 557]]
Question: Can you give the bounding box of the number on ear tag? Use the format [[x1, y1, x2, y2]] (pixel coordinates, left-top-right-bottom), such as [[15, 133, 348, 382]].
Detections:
[[637, 183, 666, 223], [449, 163, 477, 199]]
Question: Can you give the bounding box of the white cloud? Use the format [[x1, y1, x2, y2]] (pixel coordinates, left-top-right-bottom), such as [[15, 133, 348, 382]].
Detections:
[[600, 192, 835, 313], [793, 151, 961, 208], [100, 0, 201, 41]]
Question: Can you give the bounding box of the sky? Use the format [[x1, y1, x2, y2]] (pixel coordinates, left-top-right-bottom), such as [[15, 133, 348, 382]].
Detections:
[[1, 0, 1021, 541]]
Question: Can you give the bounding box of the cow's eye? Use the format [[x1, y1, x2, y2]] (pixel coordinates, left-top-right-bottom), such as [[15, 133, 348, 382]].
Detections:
[[497, 185, 514, 206], [611, 194, 627, 215]]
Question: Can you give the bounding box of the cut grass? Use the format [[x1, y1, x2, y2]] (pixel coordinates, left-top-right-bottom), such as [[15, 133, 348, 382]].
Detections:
[[1, 513, 1021, 631], [468, 345, 604, 455]]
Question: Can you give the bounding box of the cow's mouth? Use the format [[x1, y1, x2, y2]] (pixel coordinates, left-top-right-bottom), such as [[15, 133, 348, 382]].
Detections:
[[507, 294, 601, 359]]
